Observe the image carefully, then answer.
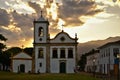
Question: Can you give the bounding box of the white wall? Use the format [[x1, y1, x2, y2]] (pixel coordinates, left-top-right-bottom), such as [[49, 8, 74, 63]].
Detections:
[[13, 60, 32, 73], [50, 46, 76, 73], [35, 46, 46, 73], [67, 59, 75, 73], [50, 60, 59, 73], [98, 45, 120, 74]]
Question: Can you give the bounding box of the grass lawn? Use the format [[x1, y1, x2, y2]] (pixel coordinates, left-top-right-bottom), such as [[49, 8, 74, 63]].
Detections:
[[0, 71, 101, 80]]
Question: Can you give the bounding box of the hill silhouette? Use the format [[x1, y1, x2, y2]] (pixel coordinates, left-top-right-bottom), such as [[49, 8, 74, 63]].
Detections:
[[77, 36, 120, 59]]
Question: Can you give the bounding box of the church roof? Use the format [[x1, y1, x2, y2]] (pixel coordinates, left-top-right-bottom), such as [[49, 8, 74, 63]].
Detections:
[[37, 16, 46, 21], [12, 51, 32, 59], [53, 30, 76, 40], [37, 11, 47, 21], [50, 30, 78, 43]]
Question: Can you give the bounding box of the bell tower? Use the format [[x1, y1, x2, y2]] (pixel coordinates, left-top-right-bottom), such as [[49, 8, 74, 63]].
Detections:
[[33, 11, 49, 43], [33, 11, 50, 73]]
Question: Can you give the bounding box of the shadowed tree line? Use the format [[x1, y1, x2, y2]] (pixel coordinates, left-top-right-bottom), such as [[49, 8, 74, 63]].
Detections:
[[0, 34, 33, 71]]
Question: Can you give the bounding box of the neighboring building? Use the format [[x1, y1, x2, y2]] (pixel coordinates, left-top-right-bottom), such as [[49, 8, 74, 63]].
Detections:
[[85, 40, 120, 75], [12, 52, 32, 73], [85, 49, 99, 73], [33, 14, 78, 73], [98, 40, 120, 75]]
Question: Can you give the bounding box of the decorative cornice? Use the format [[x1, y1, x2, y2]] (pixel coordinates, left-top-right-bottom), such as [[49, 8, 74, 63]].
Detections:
[[51, 31, 77, 40], [12, 52, 32, 58], [12, 58, 32, 60], [33, 21, 49, 25]]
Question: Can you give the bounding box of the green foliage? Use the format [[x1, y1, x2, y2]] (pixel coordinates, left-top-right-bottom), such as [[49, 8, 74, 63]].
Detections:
[[0, 43, 6, 52], [0, 34, 8, 70], [0, 71, 101, 80], [0, 51, 10, 65], [5, 47, 22, 55], [0, 34, 7, 41], [0, 34, 7, 52], [0, 47, 21, 70], [24, 47, 33, 56], [78, 54, 86, 71]]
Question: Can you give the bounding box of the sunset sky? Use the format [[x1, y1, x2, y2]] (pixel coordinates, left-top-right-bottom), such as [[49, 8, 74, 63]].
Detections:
[[0, 0, 120, 48]]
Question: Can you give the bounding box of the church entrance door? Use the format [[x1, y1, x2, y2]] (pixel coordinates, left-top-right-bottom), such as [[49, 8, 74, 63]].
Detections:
[[20, 64, 25, 73], [60, 62, 66, 73]]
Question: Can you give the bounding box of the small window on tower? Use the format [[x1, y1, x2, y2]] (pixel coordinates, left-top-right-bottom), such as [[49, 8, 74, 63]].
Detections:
[[39, 63, 42, 67], [38, 27, 43, 37], [38, 48, 43, 58]]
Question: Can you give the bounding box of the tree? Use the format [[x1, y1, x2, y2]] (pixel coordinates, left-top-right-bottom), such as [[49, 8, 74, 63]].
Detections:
[[6, 47, 22, 55], [0, 34, 7, 71], [0, 34, 7, 52], [0, 47, 22, 71], [0, 34, 7, 41], [78, 54, 87, 71], [24, 47, 33, 56]]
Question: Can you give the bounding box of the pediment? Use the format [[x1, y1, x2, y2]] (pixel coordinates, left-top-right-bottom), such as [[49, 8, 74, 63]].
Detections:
[[13, 52, 32, 59], [50, 31, 76, 43]]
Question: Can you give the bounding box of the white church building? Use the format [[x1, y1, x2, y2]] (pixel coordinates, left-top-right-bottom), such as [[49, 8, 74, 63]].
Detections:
[[12, 14, 78, 73]]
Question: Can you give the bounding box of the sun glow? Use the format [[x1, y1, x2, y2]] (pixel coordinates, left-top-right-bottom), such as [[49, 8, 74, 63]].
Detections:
[[2, 24, 21, 33], [25, 39, 33, 47]]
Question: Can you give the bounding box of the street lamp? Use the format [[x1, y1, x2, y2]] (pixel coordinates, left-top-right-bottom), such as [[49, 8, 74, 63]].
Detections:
[[93, 58, 96, 77], [117, 54, 120, 80]]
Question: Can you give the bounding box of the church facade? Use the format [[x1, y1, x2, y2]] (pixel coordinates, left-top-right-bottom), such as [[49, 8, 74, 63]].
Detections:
[[12, 14, 78, 73], [33, 14, 78, 73]]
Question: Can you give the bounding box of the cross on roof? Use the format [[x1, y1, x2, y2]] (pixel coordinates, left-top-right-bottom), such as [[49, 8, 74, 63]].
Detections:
[[62, 24, 65, 31], [21, 45, 24, 51]]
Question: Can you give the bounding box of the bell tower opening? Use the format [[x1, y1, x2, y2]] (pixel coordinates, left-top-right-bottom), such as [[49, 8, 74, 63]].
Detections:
[[38, 27, 44, 37]]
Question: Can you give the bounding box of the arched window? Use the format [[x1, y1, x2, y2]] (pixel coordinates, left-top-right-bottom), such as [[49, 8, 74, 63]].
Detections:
[[68, 48, 73, 58], [38, 27, 43, 36]]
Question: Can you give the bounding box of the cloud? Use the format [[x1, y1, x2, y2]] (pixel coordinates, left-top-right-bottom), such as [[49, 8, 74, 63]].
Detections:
[[95, 1, 120, 20], [0, 9, 34, 47], [28, 1, 41, 15], [59, 0, 103, 26], [0, 26, 22, 47], [0, 8, 10, 26], [105, 5, 120, 17], [0, 0, 103, 47]]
